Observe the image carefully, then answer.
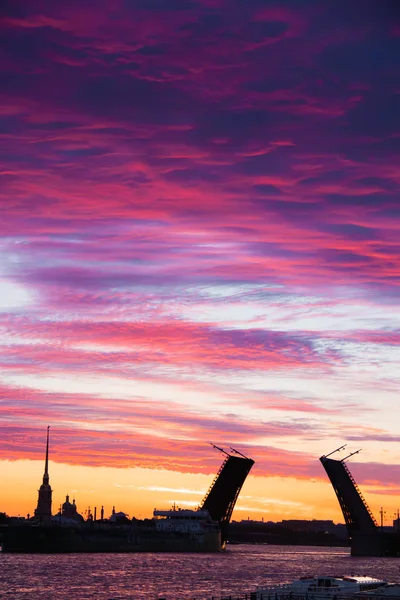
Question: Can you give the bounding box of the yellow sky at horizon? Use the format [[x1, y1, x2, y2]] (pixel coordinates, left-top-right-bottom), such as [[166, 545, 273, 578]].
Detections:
[[2, 458, 398, 526]]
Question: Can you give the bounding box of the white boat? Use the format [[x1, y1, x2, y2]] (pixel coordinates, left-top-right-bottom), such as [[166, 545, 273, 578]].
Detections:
[[152, 506, 222, 551], [153, 507, 219, 534], [255, 575, 387, 600]]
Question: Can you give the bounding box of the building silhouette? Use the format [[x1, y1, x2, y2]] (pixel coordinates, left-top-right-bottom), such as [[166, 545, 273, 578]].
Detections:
[[59, 495, 84, 522], [34, 426, 52, 524]]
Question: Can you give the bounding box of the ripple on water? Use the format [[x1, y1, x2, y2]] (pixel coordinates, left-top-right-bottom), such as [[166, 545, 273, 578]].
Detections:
[[1, 545, 400, 599]]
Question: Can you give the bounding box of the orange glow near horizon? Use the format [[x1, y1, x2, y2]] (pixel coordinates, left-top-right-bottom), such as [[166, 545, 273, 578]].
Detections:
[[2, 459, 399, 527]]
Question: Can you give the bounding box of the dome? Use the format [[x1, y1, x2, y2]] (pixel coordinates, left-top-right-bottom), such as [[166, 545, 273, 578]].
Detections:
[[62, 494, 73, 510], [61, 495, 81, 520]]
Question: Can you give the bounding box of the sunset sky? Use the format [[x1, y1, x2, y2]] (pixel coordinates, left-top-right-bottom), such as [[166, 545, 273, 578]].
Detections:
[[1, 0, 400, 524]]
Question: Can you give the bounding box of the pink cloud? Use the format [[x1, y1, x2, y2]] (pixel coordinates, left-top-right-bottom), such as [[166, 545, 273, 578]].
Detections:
[[0, 317, 339, 373]]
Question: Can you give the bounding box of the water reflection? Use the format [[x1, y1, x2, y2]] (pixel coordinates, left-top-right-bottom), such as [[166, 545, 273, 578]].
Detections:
[[1, 545, 399, 599]]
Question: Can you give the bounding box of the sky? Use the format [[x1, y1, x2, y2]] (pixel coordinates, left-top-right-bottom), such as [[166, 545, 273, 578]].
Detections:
[[1, 0, 400, 523]]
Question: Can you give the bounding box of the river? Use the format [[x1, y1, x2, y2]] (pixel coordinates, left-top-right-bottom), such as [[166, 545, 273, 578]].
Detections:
[[1, 545, 400, 599]]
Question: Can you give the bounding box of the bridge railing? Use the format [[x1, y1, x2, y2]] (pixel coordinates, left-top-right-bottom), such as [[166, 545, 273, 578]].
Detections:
[[342, 461, 378, 526]]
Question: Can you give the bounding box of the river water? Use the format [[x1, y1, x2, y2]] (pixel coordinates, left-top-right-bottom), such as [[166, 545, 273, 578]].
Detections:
[[1, 545, 400, 600]]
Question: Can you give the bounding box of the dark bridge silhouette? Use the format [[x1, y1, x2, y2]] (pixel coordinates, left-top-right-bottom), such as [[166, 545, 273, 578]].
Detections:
[[200, 444, 254, 540], [320, 446, 400, 556]]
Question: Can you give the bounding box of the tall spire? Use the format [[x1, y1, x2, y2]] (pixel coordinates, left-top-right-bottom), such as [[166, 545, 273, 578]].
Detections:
[[43, 425, 50, 485], [34, 426, 53, 524]]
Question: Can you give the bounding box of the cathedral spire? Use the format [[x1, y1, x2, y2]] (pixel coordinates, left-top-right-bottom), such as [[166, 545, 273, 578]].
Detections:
[[43, 425, 50, 485], [34, 426, 53, 524]]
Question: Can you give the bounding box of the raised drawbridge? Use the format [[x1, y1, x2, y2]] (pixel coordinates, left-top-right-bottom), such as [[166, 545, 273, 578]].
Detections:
[[200, 445, 254, 530], [320, 445, 377, 536]]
